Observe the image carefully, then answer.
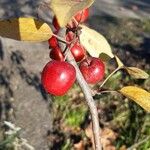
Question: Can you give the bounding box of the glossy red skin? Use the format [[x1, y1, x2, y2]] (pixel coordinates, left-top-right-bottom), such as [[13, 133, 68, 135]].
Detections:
[[74, 8, 89, 23], [49, 47, 64, 61], [70, 42, 86, 62], [48, 36, 58, 48], [79, 57, 105, 84], [52, 16, 60, 31], [52, 8, 89, 31], [41, 60, 76, 96], [49, 31, 85, 62], [52, 8, 89, 32], [66, 8, 89, 29]]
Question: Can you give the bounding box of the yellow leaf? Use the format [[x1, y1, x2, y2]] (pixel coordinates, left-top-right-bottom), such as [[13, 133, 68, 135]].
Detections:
[[119, 86, 150, 112], [50, 0, 94, 27], [0, 17, 52, 42], [125, 67, 149, 79], [80, 25, 114, 60], [115, 55, 124, 67]]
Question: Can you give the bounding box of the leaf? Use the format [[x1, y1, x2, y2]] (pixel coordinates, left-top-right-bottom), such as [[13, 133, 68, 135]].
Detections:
[[50, 0, 94, 27], [99, 53, 112, 62], [115, 55, 124, 67], [80, 25, 114, 60], [85, 124, 117, 150], [74, 140, 84, 150], [119, 86, 150, 112], [125, 67, 149, 79], [0, 17, 52, 42]]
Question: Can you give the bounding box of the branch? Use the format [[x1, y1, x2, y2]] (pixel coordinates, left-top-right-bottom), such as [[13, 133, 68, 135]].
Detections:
[[127, 136, 150, 150], [100, 67, 121, 88], [58, 28, 102, 150]]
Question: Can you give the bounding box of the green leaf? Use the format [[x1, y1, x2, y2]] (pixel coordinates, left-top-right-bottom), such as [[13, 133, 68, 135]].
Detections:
[[80, 25, 114, 60], [0, 17, 52, 42], [119, 86, 150, 112], [50, 0, 94, 27], [125, 67, 149, 79]]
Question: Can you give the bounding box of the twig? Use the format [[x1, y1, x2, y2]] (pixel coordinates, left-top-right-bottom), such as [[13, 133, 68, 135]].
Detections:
[[98, 90, 118, 95], [52, 33, 70, 45], [127, 136, 150, 150], [3, 121, 34, 150], [100, 67, 122, 88], [72, 17, 79, 27], [63, 37, 78, 61], [20, 138, 35, 150], [4, 121, 21, 132], [58, 28, 102, 150]]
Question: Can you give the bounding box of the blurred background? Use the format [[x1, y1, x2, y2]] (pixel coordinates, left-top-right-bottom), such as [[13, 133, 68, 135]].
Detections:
[[0, 0, 150, 149]]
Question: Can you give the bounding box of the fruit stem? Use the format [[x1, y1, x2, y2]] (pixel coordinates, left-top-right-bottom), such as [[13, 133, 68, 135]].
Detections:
[[52, 33, 70, 45], [63, 34, 78, 61], [84, 57, 91, 66], [58, 28, 102, 150], [98, 90, 119, 95], [100, 66, 122, 89], [72, 17, 79, 27], [63, 46, 71, 61]]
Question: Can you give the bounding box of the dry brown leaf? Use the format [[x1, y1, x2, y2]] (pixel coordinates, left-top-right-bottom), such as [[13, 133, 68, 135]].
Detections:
[[85, 124, 117, 150], [119, 145, 127, 150], [80, 25, 114, 61], [85, 123, 95, 150], [125, 67, 149, 79], [85, 123, 93, 139], [101, 128, 117, 141], [104, 145, 116, 150], [0, 17, 52, 42], [119, 86, 150, 112], [74, 140, 84, 150], [50, 0, 94, 27], [101, 128, 117, 149]]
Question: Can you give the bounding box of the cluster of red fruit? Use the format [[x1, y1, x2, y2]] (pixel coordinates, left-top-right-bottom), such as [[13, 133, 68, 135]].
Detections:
[[41, 8, 105, 96]]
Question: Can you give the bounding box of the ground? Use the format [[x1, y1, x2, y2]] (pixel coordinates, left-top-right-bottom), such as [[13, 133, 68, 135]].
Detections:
[[0, 0, 150, 150]]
